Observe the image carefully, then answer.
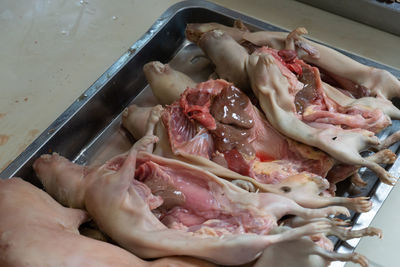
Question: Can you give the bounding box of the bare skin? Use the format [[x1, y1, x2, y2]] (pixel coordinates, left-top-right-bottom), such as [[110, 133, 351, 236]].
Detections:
[[246, 52, 397, 185], [0, 178, 215, 267], [187, 22, 400, 102], [123, 105, 372, 213], [254, 216, 379, 267], [143, 61, 196, 105], [184, 24, 400, 185], [33, 133, 359, 265], [286, 217, 382, 241], [254, 234, 369, 267], [197, 29, 250, 91], [327, 149, 396, 186], [122, 105, 154, 140]]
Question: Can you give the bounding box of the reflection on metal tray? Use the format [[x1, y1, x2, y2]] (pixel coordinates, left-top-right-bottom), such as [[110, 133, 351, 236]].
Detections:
[[1, 1, 400, 266]]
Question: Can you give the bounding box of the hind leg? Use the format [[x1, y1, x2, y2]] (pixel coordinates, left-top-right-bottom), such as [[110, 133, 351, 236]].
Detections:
[[293, 194, 372, 213], [313, 245, 368, 267], [259, 193, 350, 221]]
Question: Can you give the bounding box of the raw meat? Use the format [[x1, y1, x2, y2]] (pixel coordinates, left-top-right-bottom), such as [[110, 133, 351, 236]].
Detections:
[[33, 135, 353, 265], [254, 230, 367, 267], [143, 61, 196, 105], [186, 26, 398, 185], [187, 22, 400, 111], [0, 178, 214, 267], [123, 69, 372, 213], [253, 216, 381, 267]]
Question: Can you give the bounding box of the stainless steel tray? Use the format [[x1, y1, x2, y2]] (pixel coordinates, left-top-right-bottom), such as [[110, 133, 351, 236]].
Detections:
[[1, 1, 400, 265]]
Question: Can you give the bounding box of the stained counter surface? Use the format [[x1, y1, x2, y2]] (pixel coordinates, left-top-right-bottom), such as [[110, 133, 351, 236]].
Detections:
[[1, 1, 399, 266]]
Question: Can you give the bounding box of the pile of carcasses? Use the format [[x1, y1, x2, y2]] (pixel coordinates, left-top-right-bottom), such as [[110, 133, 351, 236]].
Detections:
[[4, 22, 400, 267]]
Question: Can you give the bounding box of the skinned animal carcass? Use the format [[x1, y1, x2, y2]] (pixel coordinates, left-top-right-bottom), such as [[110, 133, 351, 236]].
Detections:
[[123, 65, 372, 213], [0, 178, 215, 267], [33, 134, 367, 266], [185, 25, 399, 185]]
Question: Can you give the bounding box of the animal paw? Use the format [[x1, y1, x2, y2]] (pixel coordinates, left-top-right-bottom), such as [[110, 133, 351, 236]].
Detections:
[[326, 206, 350, 217], [347, 197, 372, 213], [303, 220, 332, 236], [231, 179, 256, 192], [351, 252, 368, 267]]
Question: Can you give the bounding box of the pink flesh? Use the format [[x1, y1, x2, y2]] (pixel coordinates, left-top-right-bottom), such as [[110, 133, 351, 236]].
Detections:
[[224, 149, 252, 176], [256, 47, 304, 93], [179, 80, 229, 130], [135, 158, 276, 235], [326, 164, 357, 184], [163, 207, 209, 227], [266, 48, 391, 133], [135, 160, 220, 222], [105, 154, 164, 210], [163, 78, 334, 183], [249, 106, 288, 160], [324, 71, 370, 98], [162, 103, 214, 158]]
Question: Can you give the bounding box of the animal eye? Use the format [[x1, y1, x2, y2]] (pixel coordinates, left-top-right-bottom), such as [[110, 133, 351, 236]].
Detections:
[[280, 186, 291, 193]]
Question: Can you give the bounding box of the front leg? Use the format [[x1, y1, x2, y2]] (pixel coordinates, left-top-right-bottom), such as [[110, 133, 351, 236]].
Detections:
[[259, 193, 350, 220], [266, 221, 332, 244], [313, 246, 368, 267], [293, 194, 372, 213], [376, 131, 400, 150], [331, 225, 382, 240], [285, 217, 382, 240], [275, 173, 372, 212]]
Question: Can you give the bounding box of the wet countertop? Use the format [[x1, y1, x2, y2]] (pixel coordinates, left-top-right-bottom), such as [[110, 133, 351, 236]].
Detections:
[[1, 0, 399, 266]]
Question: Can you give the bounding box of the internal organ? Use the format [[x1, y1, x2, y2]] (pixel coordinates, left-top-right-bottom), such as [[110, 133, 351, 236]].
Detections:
[[254, 46, 391, 134], [162, 78, 334, 183], [296, 63, 389, 133], [189, 28, 397, 185], [33, 138, 347, 265], [186, 22, 400, 110], [124, 68, 373, 213], [136, 159, 276, 235], [180, 79, 256, 155]]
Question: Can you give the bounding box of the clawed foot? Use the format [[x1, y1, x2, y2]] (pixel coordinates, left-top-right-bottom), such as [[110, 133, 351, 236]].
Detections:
[[380, 172, 398, 186], [362, 227, 383, 239], [351, 172, 368, 187], [367, 149, 396, 164], [331, 224, 382, 240], [375, 130, 400, 150], [345, 197, 372, 213], [369, 163, 398, 186], [324, 206, 350, 218], [302, 220, 332, 236], [231, 179, 256, 192], [331, 218, 351, 227], [350, 252, 368, 267]]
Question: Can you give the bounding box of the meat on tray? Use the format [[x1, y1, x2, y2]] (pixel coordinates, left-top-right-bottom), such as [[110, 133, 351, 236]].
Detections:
[[0, 178, 215, 267], [2, 20, 399, 267], [33, 133, 378, 266]]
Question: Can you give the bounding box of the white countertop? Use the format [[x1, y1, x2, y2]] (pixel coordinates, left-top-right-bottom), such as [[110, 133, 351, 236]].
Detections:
[[1, 0, 399, 266]]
